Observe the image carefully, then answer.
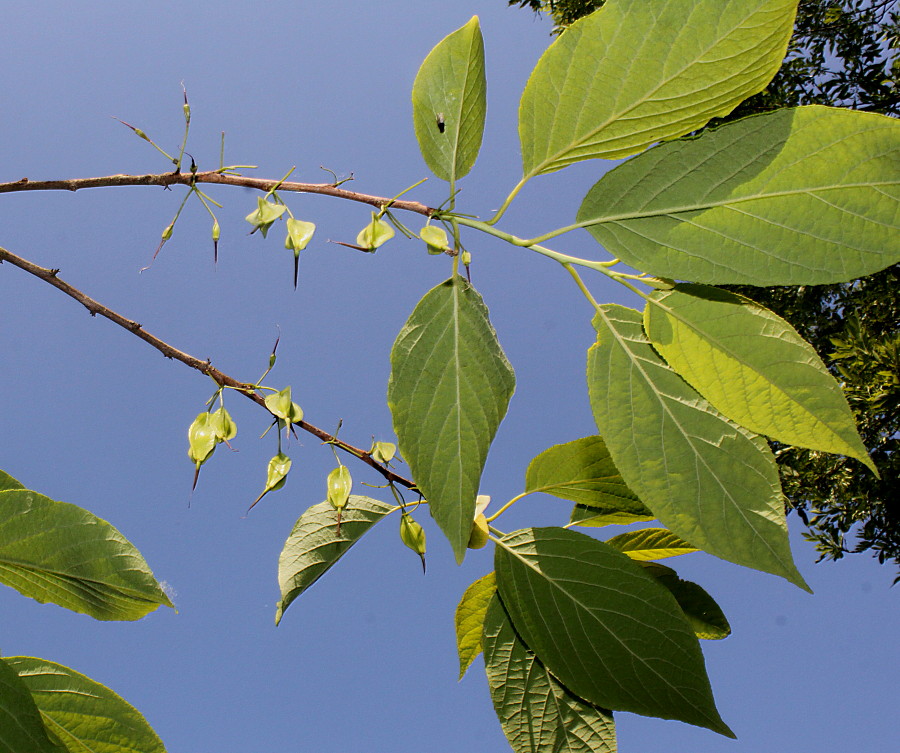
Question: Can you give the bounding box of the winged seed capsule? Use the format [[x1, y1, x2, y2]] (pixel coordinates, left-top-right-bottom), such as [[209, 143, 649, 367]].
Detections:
[[327, 465, 352, 534], [400, 512, 427, 572]]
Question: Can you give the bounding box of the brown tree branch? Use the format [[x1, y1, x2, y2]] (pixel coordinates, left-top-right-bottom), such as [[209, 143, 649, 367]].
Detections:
[[0, 244, 418, 492], [0, 171, 437, 217]]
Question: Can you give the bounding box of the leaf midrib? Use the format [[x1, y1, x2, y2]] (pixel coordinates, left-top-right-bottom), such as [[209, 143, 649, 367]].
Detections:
[[593, 307, 785, 565]]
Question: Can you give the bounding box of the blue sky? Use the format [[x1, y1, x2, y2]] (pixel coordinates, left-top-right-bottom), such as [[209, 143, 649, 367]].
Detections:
[[1, 2, 896, 751]]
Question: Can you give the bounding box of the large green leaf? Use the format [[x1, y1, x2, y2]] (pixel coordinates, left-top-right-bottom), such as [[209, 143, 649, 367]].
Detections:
[[645, 284, 875, 470], [0, 657, 63, 753], [411, 16, 486, 183], [494, 527, 732, 736], [482, 594, 617, 753], [518, 0, 797, 176], [578, 106, 900, 284], [524, 436, 647, 514], [5, 657, 165, 753], [605, 528, 698, 561], [0, 470, 25, 493], [276, 495, 394, 625], [587, 305, 808, 588], [0, 490, 173, 621], [388, 276, 515, 563], [455, 571, 496, 679], [641, 563, 731, 640]]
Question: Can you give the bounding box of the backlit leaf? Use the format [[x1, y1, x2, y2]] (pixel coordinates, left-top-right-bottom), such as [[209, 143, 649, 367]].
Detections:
[[494, 527, 732, 735], [483, 594, 617, 753], [645, 284, 875, 471], [455, 571, 496, 679], [388, 276, 515, 563], [578, 106, 900, 284], [0, 657, 63, 753], [568, 505, 655, 528], [519, 0, 797, 175], [587, 304, 808, 588], [0, 469, 25, 493], [605, 528, 698, 561], [5, 657, 165, 753], [412, 16, 486, 182], [0, 490, 173, 621], [276, 495, 393, 625], [524, 436, 647, 517]]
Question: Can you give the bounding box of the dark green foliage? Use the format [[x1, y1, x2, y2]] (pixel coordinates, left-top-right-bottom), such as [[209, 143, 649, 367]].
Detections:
[[509, 0, 900, 577]]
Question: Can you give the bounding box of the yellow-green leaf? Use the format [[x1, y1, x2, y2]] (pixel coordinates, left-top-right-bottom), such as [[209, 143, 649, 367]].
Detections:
[[455, 571, 496, 679], [0, 657, 64, 753], [0, 490, 173, 621], [578, 106, 900, 285], [645, 284, 875, 472], [525, 436, 649, 518], [605, 528, 698, 561], [587, 304, 808, 589], [6, 657, 165, 753], [519, 0, 797, 176]]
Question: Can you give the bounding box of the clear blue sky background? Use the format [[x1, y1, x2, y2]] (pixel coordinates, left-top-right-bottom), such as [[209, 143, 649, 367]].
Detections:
[[1, 2, 896, 752]]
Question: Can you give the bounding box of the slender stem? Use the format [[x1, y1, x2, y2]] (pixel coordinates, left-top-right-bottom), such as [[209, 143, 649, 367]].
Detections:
[[0, 172, 436, 217], [449, 215, 616, 272], [487, 175, 529, 225], [266, 166, 297, 198], [562, 263, 603, 315], [0, 245, 418, 491], [485, 491, 530, 523]]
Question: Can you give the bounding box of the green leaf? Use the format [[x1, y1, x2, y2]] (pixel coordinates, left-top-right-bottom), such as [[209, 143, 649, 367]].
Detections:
[[518, 0, 797, 176], [644, 284, 876, 472], [578, 106, 900, 284], [524, 436, 649, 518], [412, 16, 486, 183], [0, 490, 173, 621], [0, 469, 25, 493], [482, 594, 617, 753], [641, 563, 731, 640], [388, 276, 515, 563], [605, 528, 698, 561], [0, 657, 64, 753], [587, 305, 808, 589], [568, 504, 654, 528], [5, 657, 165, 753], [455, 571, 496, 680], [494, 527, 732, 736], [276, 495, 393, 625]]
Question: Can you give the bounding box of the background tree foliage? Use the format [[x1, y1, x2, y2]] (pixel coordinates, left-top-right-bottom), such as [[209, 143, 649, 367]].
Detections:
[[510, 0, 900, 578]]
